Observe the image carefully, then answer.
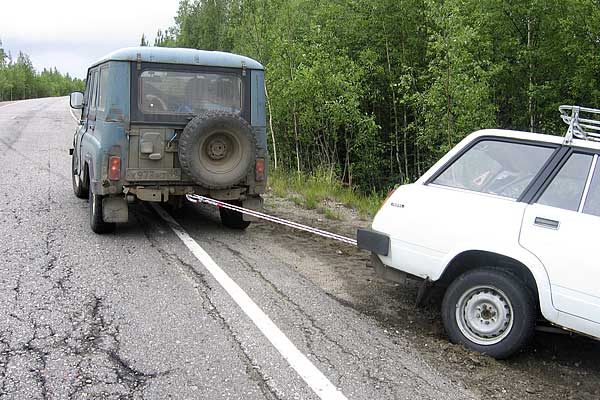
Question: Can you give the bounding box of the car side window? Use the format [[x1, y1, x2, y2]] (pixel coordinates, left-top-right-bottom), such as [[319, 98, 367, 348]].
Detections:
[[85, 70, 100, 122], [537, 153, 592, 211], [90, 70, 99, 110], [82, 71, 92, 117], [583, 162, 600, 217], [97, 67, 108, 112], [432, 140, 555, 199]]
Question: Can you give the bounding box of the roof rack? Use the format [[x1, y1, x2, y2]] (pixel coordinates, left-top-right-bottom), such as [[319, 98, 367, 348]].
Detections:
[[560, 105, 600, 144]]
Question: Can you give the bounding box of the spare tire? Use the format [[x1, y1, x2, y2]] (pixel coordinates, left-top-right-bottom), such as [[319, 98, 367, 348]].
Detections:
[[179, 111, 256, 189]]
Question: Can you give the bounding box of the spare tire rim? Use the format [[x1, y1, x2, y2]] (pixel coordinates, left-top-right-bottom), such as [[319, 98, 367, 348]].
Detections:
[[198, 130, 242, 174], [455, 285, 514, 346], [207, 137, 228, 160]]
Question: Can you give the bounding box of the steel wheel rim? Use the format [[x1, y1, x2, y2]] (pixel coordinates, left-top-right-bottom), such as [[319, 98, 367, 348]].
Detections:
[[455, 285, 514, 346], [198, 130, 242, 174]]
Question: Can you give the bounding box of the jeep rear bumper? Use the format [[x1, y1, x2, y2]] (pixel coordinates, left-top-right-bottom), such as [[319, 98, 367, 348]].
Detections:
[[124, 185, 255, 202]]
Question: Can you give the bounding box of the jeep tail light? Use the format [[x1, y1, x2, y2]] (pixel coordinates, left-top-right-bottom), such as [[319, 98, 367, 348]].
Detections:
[[255, 159, 265, 181], [108, 156, 121, 181]]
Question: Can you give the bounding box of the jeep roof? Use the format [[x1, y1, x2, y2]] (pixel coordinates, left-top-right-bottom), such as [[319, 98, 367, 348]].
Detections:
[[90, 46, 265, 70]]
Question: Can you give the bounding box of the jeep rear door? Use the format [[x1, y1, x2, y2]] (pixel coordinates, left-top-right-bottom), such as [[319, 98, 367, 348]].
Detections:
[[519, 150, 600, 326]]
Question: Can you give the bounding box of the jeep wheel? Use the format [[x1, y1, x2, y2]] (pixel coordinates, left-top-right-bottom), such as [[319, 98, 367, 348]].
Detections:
[[179, 111, 255, 189], [89, 186, 116, 234], [219, 201, 251, 230], [441, 267, 535, 359], [72, 155, 87, 199]]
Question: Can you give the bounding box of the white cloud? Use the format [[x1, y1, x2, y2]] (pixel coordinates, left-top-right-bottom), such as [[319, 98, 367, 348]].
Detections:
[[0, 0, 180, 78]]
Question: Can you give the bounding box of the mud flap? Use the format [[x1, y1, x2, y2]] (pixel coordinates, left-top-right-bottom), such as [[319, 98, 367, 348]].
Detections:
[[102, 196, 129, 223], [242, 196, 263, 221]]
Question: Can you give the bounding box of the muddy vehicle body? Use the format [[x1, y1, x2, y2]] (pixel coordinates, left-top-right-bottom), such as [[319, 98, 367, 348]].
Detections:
[[70, 47, 267, 233]]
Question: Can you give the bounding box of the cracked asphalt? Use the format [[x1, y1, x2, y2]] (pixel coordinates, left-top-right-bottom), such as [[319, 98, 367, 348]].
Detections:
[[0, 97, 475, 399], [2, 97, 595, 400]]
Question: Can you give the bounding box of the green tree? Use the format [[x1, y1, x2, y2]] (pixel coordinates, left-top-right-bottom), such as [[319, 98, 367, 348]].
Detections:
[[154, 29, 178, 47], [148, 0, 600, 193], [0, 46, 84, 101]]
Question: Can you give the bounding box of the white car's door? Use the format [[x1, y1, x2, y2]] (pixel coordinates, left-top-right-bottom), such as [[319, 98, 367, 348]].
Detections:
[[374, 138, 558, 280], [520, 151, 600, 324]]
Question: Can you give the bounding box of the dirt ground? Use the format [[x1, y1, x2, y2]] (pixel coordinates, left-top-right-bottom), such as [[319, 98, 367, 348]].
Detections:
[[261, 192, 600, 400]]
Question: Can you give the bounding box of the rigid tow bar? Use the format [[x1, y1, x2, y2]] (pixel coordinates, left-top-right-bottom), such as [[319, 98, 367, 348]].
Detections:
[[185, 194, 358, 246]]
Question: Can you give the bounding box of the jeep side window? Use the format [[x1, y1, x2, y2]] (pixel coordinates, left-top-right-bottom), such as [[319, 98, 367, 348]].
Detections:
[[583, 162, 600, 217], [538, 153, 593, 211], [82, 71, 92, 118], [88, 70, 99, 121], [433, 140, 554, 199], [97, 67, 108, 112]]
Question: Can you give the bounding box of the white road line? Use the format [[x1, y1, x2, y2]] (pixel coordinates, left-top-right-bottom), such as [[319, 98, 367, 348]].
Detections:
[[151, 203, 349, 400], [69, 107, 80, 123]]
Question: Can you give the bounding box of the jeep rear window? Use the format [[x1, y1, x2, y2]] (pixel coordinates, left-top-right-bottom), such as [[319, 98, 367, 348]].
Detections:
[[433, 140, 555, 199], [139, 70, 242, 115]]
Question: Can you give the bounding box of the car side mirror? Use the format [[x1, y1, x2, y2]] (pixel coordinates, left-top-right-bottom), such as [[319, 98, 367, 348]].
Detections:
[[70, 91, 84, 109]]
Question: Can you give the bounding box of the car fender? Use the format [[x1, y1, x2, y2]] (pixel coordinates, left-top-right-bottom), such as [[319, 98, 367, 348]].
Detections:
[[437, 242, 559, 323]]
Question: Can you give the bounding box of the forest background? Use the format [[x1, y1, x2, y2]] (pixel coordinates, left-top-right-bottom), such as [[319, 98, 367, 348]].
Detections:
[[0, 41, 84, 102], [151, 0, 600, 196], [2, 0, 599, 209]]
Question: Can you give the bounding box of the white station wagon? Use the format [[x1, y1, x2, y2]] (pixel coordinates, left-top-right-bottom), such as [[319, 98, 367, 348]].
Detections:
[[358, 105, 600, 358]]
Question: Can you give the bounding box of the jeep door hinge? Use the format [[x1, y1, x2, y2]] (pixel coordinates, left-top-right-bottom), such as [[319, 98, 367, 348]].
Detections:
[[136, 53, 142, 71], [241, 61, 247, 77]]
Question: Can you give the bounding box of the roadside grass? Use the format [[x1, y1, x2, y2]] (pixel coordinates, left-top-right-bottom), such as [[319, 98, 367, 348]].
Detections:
[[322, 207, 341, 220], [268, 169, 385, 219]]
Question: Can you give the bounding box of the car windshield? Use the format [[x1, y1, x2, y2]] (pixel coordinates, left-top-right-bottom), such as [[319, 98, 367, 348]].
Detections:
[[139, 70, 242, 115], [433, 140, 555, 199]]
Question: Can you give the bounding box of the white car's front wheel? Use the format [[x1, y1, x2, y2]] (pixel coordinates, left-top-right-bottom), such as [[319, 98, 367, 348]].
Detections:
[[441, 267, 536, 359]]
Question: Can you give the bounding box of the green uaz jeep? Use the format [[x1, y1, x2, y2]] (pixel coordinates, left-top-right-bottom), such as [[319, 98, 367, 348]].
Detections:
[[69, 47, 267, 233]]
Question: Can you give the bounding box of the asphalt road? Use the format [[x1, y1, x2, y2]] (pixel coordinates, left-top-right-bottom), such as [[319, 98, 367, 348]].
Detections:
[[0, 97, 478, 399]]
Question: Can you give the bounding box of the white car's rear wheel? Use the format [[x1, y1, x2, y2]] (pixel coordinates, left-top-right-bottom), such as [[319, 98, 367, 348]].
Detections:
[[441, 267, 536, 359]]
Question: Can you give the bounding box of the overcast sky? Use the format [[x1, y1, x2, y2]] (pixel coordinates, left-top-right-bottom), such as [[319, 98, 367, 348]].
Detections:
[[1, 0, 181, 79]]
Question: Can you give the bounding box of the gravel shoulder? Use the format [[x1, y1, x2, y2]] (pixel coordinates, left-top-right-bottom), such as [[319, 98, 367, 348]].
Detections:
[[257, 192, 600, 400]]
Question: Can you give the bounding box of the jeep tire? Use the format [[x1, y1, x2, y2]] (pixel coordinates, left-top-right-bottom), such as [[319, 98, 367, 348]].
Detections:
[[179, 111, 255, 189], [72, 154, 87, 199], [441, 267, 535, 359], [219, 201, 251, 230], [89, 185, 116, 234]]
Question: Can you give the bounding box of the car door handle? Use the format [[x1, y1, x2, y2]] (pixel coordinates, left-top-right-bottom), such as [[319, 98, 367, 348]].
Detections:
[[534, 217, 560, 230]]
